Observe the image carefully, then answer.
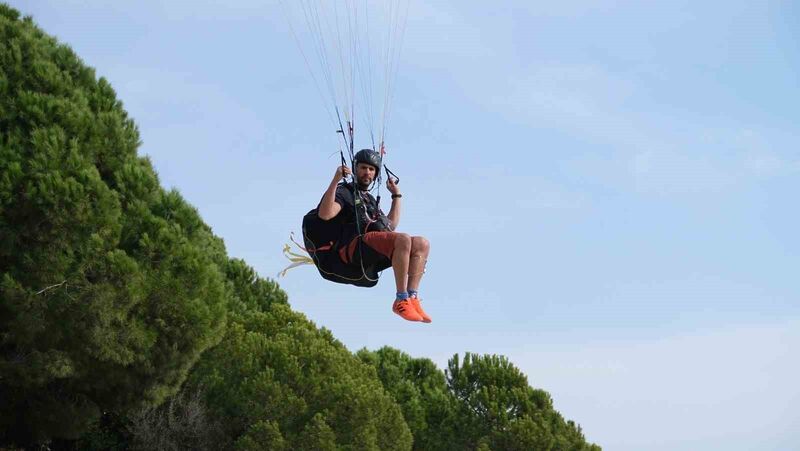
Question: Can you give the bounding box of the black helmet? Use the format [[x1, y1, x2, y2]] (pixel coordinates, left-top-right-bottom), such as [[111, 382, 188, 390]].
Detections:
[[354, 148, 381, 173]]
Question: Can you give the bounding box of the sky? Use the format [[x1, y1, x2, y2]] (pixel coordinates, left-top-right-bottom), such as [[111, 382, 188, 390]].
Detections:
[[14, 1, 800, 449]]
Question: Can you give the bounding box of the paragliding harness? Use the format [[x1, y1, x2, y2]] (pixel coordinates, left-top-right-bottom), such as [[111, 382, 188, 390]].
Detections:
[[302, 185, 390, 288]]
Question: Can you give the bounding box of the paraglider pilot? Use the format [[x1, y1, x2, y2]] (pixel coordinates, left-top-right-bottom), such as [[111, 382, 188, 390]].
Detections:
[[317, 149, 432, 322]]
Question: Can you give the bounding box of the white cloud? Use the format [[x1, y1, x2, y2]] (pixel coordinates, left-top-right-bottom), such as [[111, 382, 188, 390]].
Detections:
[[739, 143, 800, 178], [629, 149, 739, 195], [463, 61, 800, 197]]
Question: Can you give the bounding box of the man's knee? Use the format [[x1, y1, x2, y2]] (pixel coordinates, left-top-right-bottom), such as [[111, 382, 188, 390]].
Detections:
[[394, 233, 412, 250], [412, 236, 430, 253]]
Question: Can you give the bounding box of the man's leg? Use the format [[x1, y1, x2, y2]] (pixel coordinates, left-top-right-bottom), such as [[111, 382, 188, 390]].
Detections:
[[406, 236, 431, 322], [391, 233, 412, 293], [407, 236, 430, 292], [389, 233, 422, 321], [360, 231, 424, 322]]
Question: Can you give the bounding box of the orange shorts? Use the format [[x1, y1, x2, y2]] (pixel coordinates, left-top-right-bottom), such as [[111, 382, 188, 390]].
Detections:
[[339, 231, 397, 263]]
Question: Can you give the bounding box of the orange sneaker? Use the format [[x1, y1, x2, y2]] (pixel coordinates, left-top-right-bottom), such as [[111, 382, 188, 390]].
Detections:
[[392, 299, 423, 322], [410, 296, 432, 323]]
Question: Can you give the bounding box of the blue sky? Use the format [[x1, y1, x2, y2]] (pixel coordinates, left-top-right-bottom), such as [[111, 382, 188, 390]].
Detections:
[[16, 1, 799, 449]]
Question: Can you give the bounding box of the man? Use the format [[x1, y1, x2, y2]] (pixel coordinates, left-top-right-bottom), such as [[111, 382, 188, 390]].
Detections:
[[317, 149, 432, 323]]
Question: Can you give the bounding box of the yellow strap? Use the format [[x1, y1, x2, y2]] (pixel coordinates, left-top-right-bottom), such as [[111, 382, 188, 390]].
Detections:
[[278, 232, 314, 277]]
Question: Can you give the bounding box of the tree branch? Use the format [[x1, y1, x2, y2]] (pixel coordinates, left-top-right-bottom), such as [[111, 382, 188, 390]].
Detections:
[[36, 280, 67, 295]]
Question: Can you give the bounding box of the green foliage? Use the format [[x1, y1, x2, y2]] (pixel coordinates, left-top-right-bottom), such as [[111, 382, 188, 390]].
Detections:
[[187, 260, 413, 450], [446, 353, 600, 451], [296, 413, 337, 451], [358, 348, 600, 451], [234, 420, 285, 451], [0, 5, 228, 445], [357, 347, 459, 450], [225, 257, 288, 312]]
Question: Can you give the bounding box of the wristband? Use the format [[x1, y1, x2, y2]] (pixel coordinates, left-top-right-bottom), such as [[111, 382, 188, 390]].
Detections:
[[391, 194, 402, 199]]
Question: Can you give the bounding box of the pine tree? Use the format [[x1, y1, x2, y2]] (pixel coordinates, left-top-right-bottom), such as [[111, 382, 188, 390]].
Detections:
[[0, 5, 229, 445], [186, 259, 413, 450], [357, 346, 458, 450], [296, 413, 337, 451], [446, 353, 600, 450]]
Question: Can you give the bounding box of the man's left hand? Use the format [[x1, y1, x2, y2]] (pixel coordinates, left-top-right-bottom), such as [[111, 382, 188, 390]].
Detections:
[[387, 177, 400, 195]]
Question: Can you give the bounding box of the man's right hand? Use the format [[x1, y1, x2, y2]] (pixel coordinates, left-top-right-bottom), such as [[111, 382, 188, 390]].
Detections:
[[320, 166, 348, 220], [335, 165, 352, 180]]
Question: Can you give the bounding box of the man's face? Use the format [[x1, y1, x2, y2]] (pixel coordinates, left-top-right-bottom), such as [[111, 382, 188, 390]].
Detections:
[[355, 163, 377, 189]]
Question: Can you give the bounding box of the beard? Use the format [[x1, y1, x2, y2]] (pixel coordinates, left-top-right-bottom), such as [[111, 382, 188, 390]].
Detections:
[[356, 176, 372, 190]]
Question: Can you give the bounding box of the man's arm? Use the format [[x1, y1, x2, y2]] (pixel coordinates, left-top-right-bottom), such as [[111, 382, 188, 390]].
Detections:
[[386, 177, 401, 230], [318, 165, 350, 220]]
